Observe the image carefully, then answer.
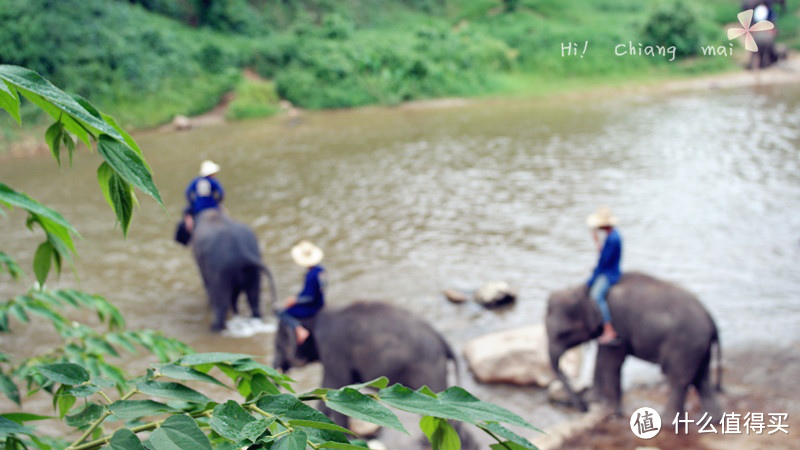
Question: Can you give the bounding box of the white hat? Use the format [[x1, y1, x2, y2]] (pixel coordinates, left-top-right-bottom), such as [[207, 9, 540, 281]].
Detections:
[[291, 240, 324, 267], [586, 206, 619, 228], [199, 160, 221, 177]]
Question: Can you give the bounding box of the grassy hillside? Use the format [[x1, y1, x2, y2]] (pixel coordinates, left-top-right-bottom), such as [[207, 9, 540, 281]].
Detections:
[[0, 0, 798, 133]]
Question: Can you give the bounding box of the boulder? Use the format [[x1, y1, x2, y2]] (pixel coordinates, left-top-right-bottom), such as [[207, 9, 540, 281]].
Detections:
[[463, 324, 582, 387], [172, 115, 192, 131], [443, 288, 468, 304], [474, 281, 516, 308]]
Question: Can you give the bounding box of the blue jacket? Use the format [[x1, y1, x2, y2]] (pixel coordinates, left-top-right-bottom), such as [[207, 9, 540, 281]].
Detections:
[[587, 228, 622, 287], [186, 176, 224, 215], [286, 265, 326, 319]]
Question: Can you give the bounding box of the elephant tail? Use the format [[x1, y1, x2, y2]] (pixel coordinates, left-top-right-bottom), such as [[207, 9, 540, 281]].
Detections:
[[259, 264, 279, 312], [712, 322, 723, 393], [440, 334, 462, 387]]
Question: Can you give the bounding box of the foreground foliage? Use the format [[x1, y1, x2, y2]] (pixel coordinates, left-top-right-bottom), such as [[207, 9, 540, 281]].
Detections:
[[0, 66, 539, 449]]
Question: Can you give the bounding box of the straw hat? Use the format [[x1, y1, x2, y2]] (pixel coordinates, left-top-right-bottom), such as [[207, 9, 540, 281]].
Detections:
[[586, 206, 618, 228], [291, 240, 324, 267], [199, 160, 221, 177]]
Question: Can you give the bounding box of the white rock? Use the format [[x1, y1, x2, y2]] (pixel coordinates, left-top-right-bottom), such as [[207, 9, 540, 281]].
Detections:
[[463, 324, 582, 387], [474, 281, 517, 308], [172, 115, 191, 131]]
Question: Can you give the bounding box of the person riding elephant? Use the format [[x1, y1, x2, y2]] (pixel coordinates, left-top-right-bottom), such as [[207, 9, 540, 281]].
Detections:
[[546, 272, 722, 420], [586, 206, 623, 344], [191, 208, 276, 331], [273, 301, 476, 448], [278, 240, 326, 344], [184, 159, 225, 235]]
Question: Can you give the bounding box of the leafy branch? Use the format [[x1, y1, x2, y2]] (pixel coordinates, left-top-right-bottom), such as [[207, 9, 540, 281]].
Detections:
[[2, 353, 540, 450]]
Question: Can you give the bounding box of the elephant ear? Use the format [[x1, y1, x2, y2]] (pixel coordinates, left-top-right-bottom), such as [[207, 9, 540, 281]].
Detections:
[[577, 285, 603, 338]]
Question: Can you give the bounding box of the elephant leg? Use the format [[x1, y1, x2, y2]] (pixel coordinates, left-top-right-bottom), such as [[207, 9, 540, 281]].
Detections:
[[242, 266, 262, 318], [229, 286, 241, 316], [210, 280, 233, 332], [593, 345, 626, 414]]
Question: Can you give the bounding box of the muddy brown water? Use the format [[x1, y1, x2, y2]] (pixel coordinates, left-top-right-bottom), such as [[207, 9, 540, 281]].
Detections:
[[2, 84, 799, 447]]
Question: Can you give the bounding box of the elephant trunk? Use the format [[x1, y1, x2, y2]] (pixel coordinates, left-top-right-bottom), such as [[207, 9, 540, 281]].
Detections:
[[550, 345, 587, 412]]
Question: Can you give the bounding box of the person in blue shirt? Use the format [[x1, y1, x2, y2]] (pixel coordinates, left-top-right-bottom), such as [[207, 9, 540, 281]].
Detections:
[[280, 240, 326, 344], [184, 160, 224, 233], [586, 206, 623, 345]]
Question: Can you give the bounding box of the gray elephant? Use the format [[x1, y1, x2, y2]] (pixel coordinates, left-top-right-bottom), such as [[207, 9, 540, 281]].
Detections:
[[546, 272, 722, 420], [274, 301, 475, 448], [191, 209, 277, 331]]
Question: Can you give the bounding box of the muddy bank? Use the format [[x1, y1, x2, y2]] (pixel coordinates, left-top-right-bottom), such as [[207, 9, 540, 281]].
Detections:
[[554, 344, 800, 449]]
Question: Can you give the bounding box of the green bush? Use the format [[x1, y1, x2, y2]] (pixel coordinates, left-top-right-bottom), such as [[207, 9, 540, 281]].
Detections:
[[226, 78, 282, 120], [641, 0, 703, 56]]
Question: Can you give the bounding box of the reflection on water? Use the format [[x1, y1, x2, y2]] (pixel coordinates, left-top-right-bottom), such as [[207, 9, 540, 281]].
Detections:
[[2, 84, 799, 440]]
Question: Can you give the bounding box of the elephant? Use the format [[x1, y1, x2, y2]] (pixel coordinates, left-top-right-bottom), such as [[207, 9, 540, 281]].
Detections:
[[190, 209, 277, 331], [273, 301, 476, 448], [546, 272, 722, 420]]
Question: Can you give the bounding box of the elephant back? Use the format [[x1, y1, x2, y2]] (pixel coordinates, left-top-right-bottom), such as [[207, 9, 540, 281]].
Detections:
[[191, 210, 263, 270]]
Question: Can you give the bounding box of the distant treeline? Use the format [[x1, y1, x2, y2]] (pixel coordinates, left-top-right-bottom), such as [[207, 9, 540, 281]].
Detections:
[[0, 0, 796, 128]]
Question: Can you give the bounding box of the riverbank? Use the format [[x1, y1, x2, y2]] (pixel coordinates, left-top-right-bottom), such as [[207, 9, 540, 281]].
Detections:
[[548, 344, 800, 450]]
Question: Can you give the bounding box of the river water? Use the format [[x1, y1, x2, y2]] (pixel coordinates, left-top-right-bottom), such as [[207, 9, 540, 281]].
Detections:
[[2, 83, 799, 445]]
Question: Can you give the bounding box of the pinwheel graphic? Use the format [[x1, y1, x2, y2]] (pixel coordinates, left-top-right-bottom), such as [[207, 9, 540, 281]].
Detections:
[[728, 9, 774, 52]]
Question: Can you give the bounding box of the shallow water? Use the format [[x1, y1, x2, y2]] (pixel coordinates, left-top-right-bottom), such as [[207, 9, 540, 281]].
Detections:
[[2, 82, 799, 444]]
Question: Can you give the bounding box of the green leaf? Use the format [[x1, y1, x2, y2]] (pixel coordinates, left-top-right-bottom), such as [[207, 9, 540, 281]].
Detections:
[[0, 252, 23, 280], [33, 241, 54, 286], [103, 169, 134, 236], [318, 442, 370, 449], [256, 394, 349, 445], [490, 441, 535, 450], [178, 352, 253, 366], [250, 373, 280, 396], [210, 401, 256, 441], [439, 387, 536, 430], [96, 162, 114, 217], [0, 416, 31, 438], [65, 384, 100, 398], [148, 414, 212, 450], [0, 183, 77, 234], [45, 121, 64, 166], [100, 112, 145, 159], [272, 430, 307, 450], [240, 418, 273, 444], [37, 363, 90, 385], [9, 304, 29, 324], [105, 333, 138, 354], [345, 377, 390, 391], [107, 428, 146, 450], [325, 388, 406, 433], [482, 422, 538, 449], [109, 400, 177, 420], [96, 134, 161, 205], [420, 416, 461, 450], [287, 419, 354, 436], [0, 413, 51, 423], [135, 381, 211, 404], [0, 374, 20, 404], [158, 364, 228, 388], [0, 79, 21, 125], [65, 403, 105, 428], [377, 385, 468, 423], [56, 393, 77, 419]]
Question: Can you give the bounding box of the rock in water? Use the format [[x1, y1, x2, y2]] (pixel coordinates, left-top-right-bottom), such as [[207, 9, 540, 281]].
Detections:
[[474, 281, 517, 308], [463, 324, 582, 387]]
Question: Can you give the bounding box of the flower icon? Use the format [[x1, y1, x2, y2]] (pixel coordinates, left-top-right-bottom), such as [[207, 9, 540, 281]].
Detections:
[[728, 9, 774, 52]]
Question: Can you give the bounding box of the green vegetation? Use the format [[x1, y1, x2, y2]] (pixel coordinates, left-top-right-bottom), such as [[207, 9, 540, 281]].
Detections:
[[226, 77, 281, 120], [0, 0, 798, 134], [1, 65, 538, 449]]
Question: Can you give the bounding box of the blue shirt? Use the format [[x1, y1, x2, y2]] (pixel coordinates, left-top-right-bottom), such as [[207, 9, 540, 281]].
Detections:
[[185, 176, 224, 215], [587, 228, 622, 287], [286, 265, 326, 318]]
